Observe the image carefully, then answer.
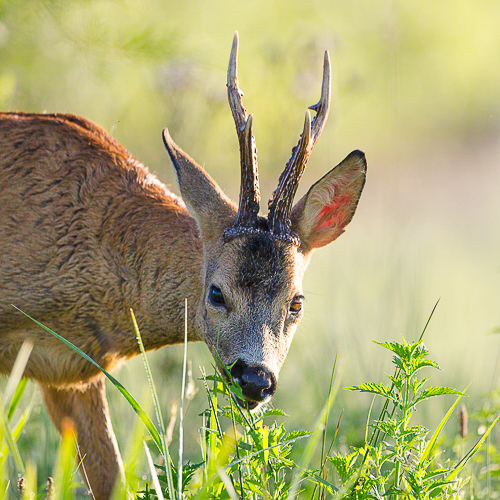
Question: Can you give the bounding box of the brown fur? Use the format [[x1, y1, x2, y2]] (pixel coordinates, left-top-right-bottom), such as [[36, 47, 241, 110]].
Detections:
[[0, 107, 365, 499]]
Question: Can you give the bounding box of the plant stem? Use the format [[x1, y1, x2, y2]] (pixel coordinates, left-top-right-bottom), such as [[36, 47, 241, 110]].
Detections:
[[178, 299, 189, 499]]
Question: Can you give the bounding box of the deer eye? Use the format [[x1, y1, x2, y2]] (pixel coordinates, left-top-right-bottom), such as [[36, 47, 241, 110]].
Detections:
[[289, 296, 303, 314], [208, 285, 226, 307]]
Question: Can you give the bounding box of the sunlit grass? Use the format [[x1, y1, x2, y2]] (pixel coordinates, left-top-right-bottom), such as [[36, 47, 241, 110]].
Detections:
[[1, 2, 499, 497], [2, 0, 499, 444], [2, 306, 500, 499]]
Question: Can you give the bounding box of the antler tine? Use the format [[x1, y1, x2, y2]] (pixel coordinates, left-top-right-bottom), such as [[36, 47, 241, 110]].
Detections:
[[308, 50, 331, 146], [268, 111, 311, 237], [227, 32, 246, 132], [227, 31, 260, 229], [268, 51, 331, 238]]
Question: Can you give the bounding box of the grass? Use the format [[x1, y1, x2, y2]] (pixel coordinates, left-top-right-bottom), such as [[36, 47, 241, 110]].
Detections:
[[2, 4, 500, 490], [1, 309, 499, 499], [1, 2, 499, 496]]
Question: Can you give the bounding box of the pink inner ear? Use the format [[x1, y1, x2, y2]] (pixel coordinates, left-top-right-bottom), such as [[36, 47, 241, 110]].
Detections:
[[313, 194, 352, 232]]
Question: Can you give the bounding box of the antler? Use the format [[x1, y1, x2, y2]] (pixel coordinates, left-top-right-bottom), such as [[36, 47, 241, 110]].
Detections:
[[268, 50, 331, 238], [227, 31, 260, 230]]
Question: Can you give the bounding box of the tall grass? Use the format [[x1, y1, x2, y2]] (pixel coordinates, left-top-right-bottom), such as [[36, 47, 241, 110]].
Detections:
[[1, 308, 499, 498]]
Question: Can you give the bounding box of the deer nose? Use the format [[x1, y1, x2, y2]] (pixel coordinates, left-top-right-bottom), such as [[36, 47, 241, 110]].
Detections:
[[230, 360, 276, 406]]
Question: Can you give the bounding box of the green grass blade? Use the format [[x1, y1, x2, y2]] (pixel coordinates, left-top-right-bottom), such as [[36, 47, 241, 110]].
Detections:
[[178, 300, 189, 498], [144, 440, 165, 500], [420, 385, 470, 464], [23, 460, 37, 500], [0, 390, 36, 469], [52, 421, 77, 500], [418, 298, 440, 342], [312, 352, 340, 500], [209, 371, 219, 478], [13, 306, 163, 453], [228, 394, 244, 499], [215, 465, 239, 500], [321, 352, 338, 462], [0, 339, 33, 473], [446, 412, 500, 482], [2, 340, 32, 409], [130, 309, 176, 499], [130, 310, 167, 443], [286, 358, 342, 500], [6, 377, 28, 422], [112, 398, 151, 500], [0, 388, 25, 474]]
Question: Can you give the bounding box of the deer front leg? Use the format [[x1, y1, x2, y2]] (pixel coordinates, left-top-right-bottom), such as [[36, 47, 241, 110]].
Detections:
[[39, 377, 124, 500]]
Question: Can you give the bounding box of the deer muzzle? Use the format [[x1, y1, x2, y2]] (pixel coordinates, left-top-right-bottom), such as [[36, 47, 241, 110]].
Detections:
[[230, 359, 276, 410]]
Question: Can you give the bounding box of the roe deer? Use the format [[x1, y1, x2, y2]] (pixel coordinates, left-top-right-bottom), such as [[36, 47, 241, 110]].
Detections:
[[0, 33, 366, 499]]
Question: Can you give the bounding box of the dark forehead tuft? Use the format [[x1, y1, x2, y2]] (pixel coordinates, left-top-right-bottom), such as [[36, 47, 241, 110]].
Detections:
[[236, 233, 293, 295]]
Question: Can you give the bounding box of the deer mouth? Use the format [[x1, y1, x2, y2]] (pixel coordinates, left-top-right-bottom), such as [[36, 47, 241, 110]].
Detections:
[[225, 359, 276, 410], [234, 395, 260, 411]]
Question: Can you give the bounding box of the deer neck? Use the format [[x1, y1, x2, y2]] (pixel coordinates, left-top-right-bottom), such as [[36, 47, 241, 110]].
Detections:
[[99, 194, 205, 354]]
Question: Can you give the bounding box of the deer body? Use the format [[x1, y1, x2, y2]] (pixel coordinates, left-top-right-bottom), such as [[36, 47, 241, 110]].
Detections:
[[0, 34, 366, 499], [0, 113, 203, 384]]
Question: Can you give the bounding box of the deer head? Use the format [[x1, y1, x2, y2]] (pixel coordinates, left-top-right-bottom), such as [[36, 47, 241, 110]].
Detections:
[[163, 33, 366, 409]]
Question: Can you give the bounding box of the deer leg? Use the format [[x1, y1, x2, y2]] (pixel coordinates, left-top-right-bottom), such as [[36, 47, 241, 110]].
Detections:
[[39, 377, 124, 500]]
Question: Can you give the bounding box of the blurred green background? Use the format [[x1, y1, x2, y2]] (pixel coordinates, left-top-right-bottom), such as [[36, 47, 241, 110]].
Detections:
[[1, 0, 500, 489]]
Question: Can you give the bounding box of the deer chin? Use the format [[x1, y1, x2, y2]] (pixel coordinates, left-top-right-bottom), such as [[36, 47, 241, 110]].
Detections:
[[234, 395, 263, 411]]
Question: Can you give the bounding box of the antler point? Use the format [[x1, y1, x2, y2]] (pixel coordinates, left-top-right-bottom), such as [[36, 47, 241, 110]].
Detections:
[[227, 35, 260, 229], [244, 114, 253, 135], [303, 110, 312, 138]]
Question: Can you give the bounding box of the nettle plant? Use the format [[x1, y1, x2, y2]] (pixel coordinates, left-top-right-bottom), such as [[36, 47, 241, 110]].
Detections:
[[330, 336, 498, 500], [4, 310, 499, 499]]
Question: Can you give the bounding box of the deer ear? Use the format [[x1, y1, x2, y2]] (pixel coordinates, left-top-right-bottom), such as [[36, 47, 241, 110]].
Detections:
[[290, 150, 366, 254], [163, 129, 236, 239]]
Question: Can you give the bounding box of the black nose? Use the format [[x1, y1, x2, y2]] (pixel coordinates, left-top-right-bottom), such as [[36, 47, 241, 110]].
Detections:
[[230, 359, 276, 404]]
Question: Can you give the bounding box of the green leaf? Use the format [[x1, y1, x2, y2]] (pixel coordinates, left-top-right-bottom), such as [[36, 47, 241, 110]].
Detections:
[[411, 358, 440, 373], [371, 419, 399, 437], [400, 424, 428, 438], [374, 339, 411, 359], [244, 478, 265, 495], [222, 433, 309, 470], [345, 381, 396, 402], [328, 450, 363, 478], [262, 408, 288, 418], [426, 480, 456, 496], [411, 340, 430, 358], [299, 469, 338, 495], [386, 373, 404, 391], [131, 309, 176, 498], [423, 467, 452, 481], [285, 430, 312, 440], [414, 386, 465, 405], [392, 355, 407, 373], [410, 376, 430, 395]]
